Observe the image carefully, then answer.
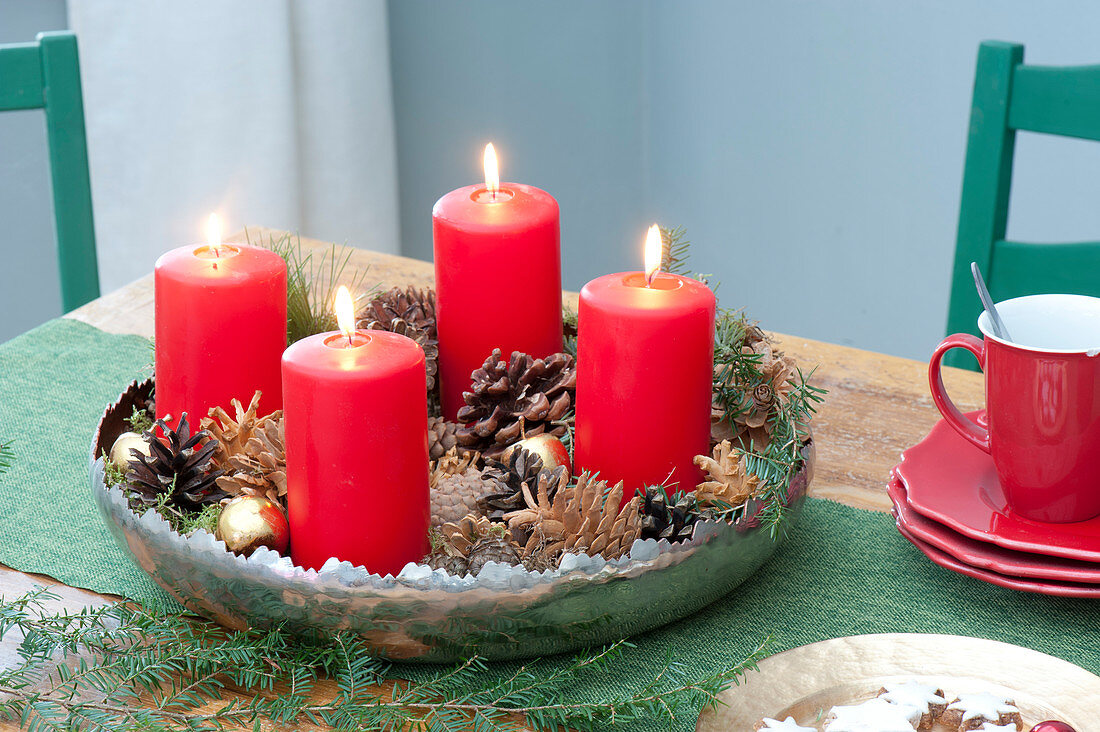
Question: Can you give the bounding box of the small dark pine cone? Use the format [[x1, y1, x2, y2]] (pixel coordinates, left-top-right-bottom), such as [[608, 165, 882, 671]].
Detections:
[[456, 349, 575, 458], [639, 485, 699, 543], [126, 414, 227, 510], [478, 447, 548, 522]]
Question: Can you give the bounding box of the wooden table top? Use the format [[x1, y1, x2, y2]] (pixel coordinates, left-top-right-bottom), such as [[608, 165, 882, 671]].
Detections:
[[0, 227, 986, 730]]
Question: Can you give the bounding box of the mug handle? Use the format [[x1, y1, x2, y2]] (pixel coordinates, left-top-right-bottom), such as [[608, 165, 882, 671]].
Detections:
[[928, 333, 990, 453]]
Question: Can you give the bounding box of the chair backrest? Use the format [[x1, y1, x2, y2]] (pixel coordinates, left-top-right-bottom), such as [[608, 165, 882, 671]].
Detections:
[[945, 41, 1100, 367], [0, 31, 98, 311]]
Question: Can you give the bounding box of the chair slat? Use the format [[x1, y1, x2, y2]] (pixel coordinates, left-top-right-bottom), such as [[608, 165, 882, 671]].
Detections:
[[1009, 64, 1100, 142], [0, 44, 44, 111], [990, 239, 1100, 301]]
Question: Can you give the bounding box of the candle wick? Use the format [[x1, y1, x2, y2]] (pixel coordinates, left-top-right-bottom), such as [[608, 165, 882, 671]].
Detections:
[[347, 332, 353, 348]]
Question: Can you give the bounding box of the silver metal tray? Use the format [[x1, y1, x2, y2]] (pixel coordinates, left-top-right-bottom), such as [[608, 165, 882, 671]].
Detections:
[[91, 379, 811, 662]]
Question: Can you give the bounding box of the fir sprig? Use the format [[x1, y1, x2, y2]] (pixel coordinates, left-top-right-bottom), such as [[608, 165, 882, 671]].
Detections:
[[712, 309, 825, 537], [0, 590, 769, 731], [0, 439, 12, 476], [249, 230, 377, 344], [659, 226, 692, 277]]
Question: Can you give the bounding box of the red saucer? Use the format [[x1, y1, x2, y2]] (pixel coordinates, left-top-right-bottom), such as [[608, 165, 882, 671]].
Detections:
[[895, 410, 1100, 562], [889, 478, 1100, 583], [893, 517, 1100, 598]]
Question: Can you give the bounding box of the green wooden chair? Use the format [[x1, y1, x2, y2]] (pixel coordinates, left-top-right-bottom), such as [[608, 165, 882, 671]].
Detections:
[[0, 31, 99, 311], [945, 41, 1100, 368]]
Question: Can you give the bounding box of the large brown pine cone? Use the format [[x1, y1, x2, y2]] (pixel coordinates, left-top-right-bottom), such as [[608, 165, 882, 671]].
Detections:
[[456, 349, 575, 458], [503, 469, 642, 563]]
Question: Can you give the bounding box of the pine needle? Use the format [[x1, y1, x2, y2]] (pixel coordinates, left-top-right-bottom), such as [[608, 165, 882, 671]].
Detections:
[[0, 439, 12, 477], [712, 309, 825, 538], [248, 229, 378, 344], [0, 591, 771, 731]]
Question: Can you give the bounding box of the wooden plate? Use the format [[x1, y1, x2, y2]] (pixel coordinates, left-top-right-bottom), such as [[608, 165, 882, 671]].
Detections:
[[696, 633, 1099, 731]]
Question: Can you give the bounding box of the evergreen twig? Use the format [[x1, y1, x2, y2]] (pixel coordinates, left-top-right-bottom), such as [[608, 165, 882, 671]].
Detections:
[[0, 591, 768, 731], [658, 226, 692, 277], [248, 229, 378, 344], [712, 309, 825, 538], [0, 439, 12, 476]]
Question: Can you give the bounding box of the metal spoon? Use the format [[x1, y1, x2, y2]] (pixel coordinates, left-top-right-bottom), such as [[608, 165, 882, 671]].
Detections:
[[971, 262, 1012, 341]]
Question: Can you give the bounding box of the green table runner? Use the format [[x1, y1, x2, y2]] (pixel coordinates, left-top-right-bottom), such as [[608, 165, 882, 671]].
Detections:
[[1, 319, 1097, 731]]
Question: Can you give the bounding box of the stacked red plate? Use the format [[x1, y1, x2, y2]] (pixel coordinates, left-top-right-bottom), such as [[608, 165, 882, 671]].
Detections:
[[890, 410, 1100, 597]]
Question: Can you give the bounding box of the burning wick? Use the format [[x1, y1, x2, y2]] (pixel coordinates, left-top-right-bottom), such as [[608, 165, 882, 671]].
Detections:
[[643, 223, 662, 287], [334, 285, 356, 348], [484, 143, 499, 203], [206, 213, 222, 259]]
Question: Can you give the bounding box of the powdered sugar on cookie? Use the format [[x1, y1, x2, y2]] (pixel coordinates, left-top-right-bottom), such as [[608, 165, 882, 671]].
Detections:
[[755, 717, 817, 732], [824, 697, 920, 731]]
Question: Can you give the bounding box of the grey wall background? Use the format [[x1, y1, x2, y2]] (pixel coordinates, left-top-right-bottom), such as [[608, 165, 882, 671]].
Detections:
[[5, 1, 1100, 359], [388, 0, 1100, 360], [0, 0, 67, 342]]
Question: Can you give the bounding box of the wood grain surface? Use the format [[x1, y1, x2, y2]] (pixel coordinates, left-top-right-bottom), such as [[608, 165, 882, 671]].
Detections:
[[0, 227, 985, 730]]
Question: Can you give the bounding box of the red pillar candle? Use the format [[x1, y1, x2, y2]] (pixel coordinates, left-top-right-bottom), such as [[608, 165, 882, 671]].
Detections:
[[282, 287, 429, 574], [433, 143, 563, 420], [575, 226, 716, 504], [155, 216, 287, 427]]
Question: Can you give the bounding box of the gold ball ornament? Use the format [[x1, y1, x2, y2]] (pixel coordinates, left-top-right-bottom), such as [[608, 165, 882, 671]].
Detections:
[[216, 496, 290, 557], [109, 431, 151, 471]]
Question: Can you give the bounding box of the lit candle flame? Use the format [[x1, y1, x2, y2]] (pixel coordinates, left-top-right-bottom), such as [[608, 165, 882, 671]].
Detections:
[[335, 285, 356, 346], [205, 213, 222, 257], [483, 143, 499, 199], [643, 224, 662, 286]]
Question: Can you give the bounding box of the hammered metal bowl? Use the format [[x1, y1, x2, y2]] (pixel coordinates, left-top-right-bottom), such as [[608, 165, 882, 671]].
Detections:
[[91, 380, 812, 663]]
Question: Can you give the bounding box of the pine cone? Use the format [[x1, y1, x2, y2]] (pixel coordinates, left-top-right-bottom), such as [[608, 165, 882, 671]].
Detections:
[[467, 535, 522, 575], [425, 552, 468, 576], [693, 440, 761, 509], [202, 391, 281, 466], [503, 469, 642, 563], [359, 286, 437, 336], [456, 349, 576, 458], [428, 416, 459, 461], [478, 446, 547, 522], [127, 414, 227, 510], [639, 486, 699, 542], [215, 416, 286, 506], [430, 449, 489, 527], [711, 334, 796, 450], [425, 513, 523, 576]]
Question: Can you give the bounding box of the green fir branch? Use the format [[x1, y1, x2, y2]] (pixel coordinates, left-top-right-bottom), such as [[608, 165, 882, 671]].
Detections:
[[0, 439, 12, 476], [248, 229, 378, 344], [711, 309, 825, 538], [658, 226, 692, 277], [0, 591, 769, 731]]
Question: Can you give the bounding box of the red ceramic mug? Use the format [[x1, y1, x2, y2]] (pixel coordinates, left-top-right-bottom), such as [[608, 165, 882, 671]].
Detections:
[[929, 294, 1100, 523]]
